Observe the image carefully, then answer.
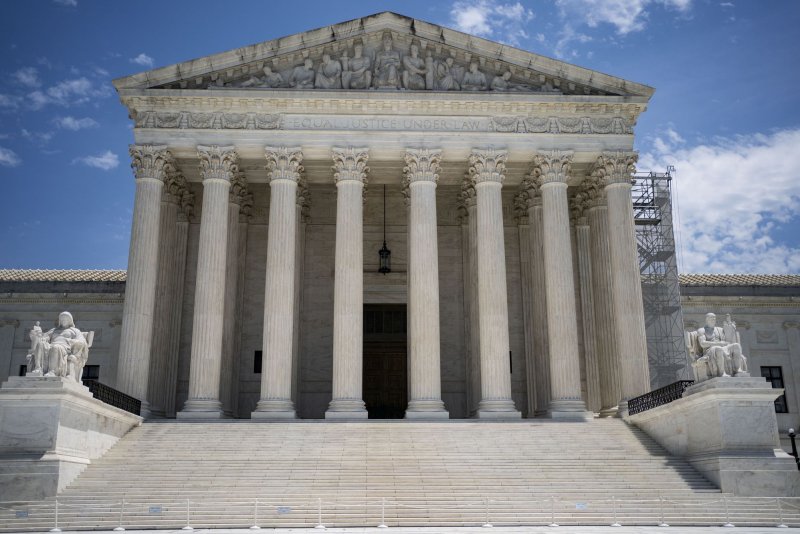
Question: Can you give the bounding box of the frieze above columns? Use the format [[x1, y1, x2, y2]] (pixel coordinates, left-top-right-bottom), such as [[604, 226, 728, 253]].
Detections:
[[132, 110, 634, 136]]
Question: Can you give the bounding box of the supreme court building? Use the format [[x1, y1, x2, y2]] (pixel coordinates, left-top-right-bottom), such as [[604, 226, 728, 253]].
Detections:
[[109, 12, 655, 421]]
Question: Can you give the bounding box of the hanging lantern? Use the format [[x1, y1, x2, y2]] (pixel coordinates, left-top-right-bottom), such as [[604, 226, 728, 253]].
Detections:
[[378, 185, 391, 274]]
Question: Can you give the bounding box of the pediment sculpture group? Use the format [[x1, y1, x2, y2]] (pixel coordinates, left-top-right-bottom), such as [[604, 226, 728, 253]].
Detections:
[[686, 312, 749, 383], [25, 311, 92, 383], [220, 32, 559, 93]]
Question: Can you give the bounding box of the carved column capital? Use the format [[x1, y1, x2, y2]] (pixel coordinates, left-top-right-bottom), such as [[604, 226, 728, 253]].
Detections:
[[403, 148, 442, 184], [513, 189, 531, 224], [331, 147, 369, 183], [229, 172, 250, 205], [592, 151, 638, 187], [164, 167, 188, 205], [129, 144, 171, 182], [569, 189, 591, 226], [468, 148, 507, 185], [297, 176, 311, 221], [530, 150, 573, 187], [197, 145, 239, 183], [180, 190, 196, 220], [265, 146, 304, 183], [239, 191, 254, 222], [583, 171, 607, 209]]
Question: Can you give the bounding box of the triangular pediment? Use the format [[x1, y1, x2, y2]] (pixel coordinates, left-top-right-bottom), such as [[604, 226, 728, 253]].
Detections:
[[113, 12, 653, 99]]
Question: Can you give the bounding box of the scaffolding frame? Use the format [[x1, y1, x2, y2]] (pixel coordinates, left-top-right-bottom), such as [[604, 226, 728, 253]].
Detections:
[[632, 170, 691, 388]]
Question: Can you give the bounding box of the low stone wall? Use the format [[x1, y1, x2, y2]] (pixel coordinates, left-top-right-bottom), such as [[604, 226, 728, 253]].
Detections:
[[0, 376, 141, 501], [628, 377, 800, 496]]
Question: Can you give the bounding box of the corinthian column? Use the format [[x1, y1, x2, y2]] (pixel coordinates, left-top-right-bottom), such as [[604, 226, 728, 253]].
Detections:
[[532, 151, 589, 420], [326, 147, 369, 419], [514, 190, 536, 417], [253, 147, 303, 420], [469, 149, 520, 419], [147, 168, 184, 417], [460, 179, 481, 416], [585, 178, 621, 417], [594, 152, 650, 415], [571, 190, 600, 413], [526, 191, 551, 416], [178, 146, 238, 419], [220, 173, 248, 418], [404, 148, 449, 419], [117, 145, 171, 416]]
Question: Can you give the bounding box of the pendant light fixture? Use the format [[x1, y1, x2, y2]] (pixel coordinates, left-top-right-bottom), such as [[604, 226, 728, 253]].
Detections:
[[378, 185, 391, 274]]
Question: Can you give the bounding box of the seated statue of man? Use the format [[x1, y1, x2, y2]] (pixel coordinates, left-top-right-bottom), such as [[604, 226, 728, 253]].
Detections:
[[696, 312, 749, 377], [27, 311, 89, 382], [373, 32, 401, 89]]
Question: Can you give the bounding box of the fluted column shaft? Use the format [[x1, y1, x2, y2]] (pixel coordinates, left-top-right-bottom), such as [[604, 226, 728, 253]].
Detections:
[[405, 149, 448, 419], [588, 200, 621, 416], [574, 220, 601, 413], [534, 151, 589, 420], [469, 149, 520, 418], [326, 147, 369, 419], [147, 194, 179, 417], [594, 152, 650, 414], [117, 145, 170, 416], [219, 187, 243, 418], [461, 186, 482, 417], [254, 147, 303, 419], [527, 198, 550, 416], [178, 146, 238, 419], [516, 205, 537, 417]]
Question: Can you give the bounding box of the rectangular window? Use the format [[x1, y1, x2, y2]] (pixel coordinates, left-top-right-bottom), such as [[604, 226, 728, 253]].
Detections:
[[760, 366, 788, 413], [254, 350, 262, 374], [81, 365, 100, 380], [19, 365, 27, 376]]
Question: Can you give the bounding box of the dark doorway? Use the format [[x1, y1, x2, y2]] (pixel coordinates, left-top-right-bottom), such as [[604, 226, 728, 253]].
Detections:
[[363, 304, 407, 419]]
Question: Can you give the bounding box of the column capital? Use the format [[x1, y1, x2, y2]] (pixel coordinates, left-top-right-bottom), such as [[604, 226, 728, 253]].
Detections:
[[332, 147, 369, 183], [297, 176, 311, 221], [456, 175, 476, 222], [229, 172, 250, 206], [531, 150, 573, 187], [513, 190, 531, 225], [239, 191, 254, 222], [179, 191, 196, 220], [197, 145, 239, 183], [583, 171, 608, 209], [468, 148, 507, 185], [569, 189, 591, 226], [129, 144, 171, 182], [404, 148, 442, 184], [265, 146, 304, 183], [592, 151, 638, 187]]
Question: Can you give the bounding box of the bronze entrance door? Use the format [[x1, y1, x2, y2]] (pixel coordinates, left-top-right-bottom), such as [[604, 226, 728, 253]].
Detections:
[[363, 304, 407, 419]]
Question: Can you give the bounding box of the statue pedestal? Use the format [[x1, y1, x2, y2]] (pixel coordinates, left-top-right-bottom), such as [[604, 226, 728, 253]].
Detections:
[[0, 376, 142, 501], [628, 377, 800, 496]]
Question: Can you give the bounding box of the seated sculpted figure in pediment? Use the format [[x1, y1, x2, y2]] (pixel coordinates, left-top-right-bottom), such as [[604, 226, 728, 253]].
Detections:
[[288, 58, 315, 89], [315, 51, 342, 89], [373, 32, 401, 89], [686, 312, 749, 383], [341, 40, 371, 89]]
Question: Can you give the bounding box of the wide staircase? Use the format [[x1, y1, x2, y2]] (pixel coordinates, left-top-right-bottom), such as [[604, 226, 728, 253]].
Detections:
[[2, 419, 797, 530]]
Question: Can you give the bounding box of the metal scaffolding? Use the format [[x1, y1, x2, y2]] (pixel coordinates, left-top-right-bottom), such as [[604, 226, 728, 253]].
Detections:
[[632, 169, 692, 388]]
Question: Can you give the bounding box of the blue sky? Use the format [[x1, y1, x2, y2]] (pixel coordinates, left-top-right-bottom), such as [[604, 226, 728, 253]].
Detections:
[[1, 0, 799, 273]]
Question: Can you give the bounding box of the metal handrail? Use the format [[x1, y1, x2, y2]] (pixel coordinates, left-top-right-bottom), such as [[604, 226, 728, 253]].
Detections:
[[628, 380, 694, 415], [82, 379, 141, 416]]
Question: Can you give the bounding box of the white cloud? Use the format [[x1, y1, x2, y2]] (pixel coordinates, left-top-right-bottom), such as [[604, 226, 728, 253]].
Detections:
[[552, 0, 692, 57], [74, 150, 119, 170], [640, 128, 800, 274], [28, 77, 111, 109], [449, 0, 535, 46], [53, 0, 77, 6], [0, 147, 21, 167], [130, 53, 154, 68], [21, 129, 54, 144], [54, 116, 98, 130], [0, 93, 21, 109], [13, 67, 40, 88]]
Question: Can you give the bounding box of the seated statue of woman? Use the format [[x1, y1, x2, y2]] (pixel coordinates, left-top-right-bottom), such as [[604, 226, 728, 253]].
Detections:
[[27, 311, 88, 381], [240, 66, 285, 88], [433, 57, 460, 91], [490, 70, 534, 92]]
